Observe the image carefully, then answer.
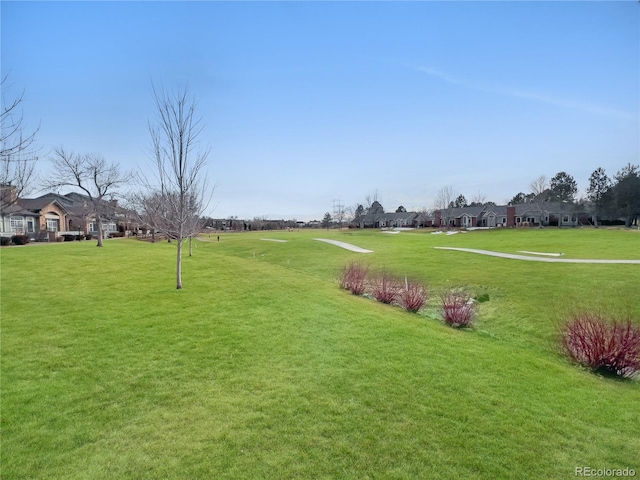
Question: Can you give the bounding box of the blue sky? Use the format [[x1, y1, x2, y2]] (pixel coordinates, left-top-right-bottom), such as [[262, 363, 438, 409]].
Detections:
[[2, 1, 638, 220]]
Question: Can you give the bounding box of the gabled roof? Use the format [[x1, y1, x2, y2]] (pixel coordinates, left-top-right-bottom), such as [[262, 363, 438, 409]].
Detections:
[[17, 197, 69, 213], [512, 201, 581, 215], [439, 205, 488, 219], [0, 202, 40, 217], [378, 211, 418, 222]]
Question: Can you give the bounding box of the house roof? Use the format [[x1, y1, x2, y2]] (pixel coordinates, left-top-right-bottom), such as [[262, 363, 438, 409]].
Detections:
[[0, 202, 40, 217], [377, 211, 418, 222], [17, 197, 69, 214], [439, 205, 488, 219]]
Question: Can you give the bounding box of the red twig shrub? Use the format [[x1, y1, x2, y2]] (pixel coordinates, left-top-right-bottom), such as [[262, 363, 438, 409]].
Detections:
[[372, 273, 402, 304], [339, 262, 369, 295], [562, 314, 640, 379], [399, 279, 427, 313], [440, 289, 476, 327]]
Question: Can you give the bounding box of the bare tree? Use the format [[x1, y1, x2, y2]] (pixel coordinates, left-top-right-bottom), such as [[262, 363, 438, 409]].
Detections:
[[529, 175, 549, 199], [433, 185, 456, 227], [137, 84, 211, 289], [529, 175, 550, 226], [364, 190, 379, 213], [470, 191, 487, 206], [47, 148, 125, 246], [1, 75, 40, 205], [345, 203, 366, 227], [433, 185, 455, 210], [332, 199, 346, 229]]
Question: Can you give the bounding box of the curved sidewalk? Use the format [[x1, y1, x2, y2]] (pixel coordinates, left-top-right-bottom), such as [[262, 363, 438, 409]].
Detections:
[[434, 247, 640, 264]]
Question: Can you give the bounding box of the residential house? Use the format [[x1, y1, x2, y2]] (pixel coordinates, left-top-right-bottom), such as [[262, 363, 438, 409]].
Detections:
[[432, 202, 582, 229], [1, 194, 69, 241], [0, 185, 134, 241], [33, 192, 122, 236], [0, 202, 41, 238]]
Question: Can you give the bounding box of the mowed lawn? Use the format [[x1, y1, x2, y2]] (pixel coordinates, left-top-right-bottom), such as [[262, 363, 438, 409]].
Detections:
[[1, 228, 639, 479]]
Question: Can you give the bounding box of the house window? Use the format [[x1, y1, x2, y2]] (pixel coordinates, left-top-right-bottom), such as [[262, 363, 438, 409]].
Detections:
[[563, 215, 570, 223], [46, 218, 59, 231], [516, 217, 522, 223], [10, 217, 24, 232], [501, 217, 506, 224], [27, 219, 35, 233]]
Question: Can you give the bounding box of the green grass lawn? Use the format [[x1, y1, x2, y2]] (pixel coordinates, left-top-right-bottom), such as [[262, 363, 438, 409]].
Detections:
[[2, 228, 639, 479]]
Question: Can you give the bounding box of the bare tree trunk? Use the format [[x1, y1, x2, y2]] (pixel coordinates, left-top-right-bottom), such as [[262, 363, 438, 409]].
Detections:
[[96, 217, 104, 247], [176, 238, 183, 289], [188, 236, 193, 256]]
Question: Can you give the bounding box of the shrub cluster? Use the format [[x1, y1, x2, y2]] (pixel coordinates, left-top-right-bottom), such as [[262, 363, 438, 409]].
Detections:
[[11, 235, 30, 245], [372, 273, 401, 304], [562, 313, 640, 379], [337, 266, 637, 381], [340, 264, 428, 314], [340, 262, 368, 296], [440, 289, 476, 328], [1, 236, 11, 246], [399, 280, 428, 313]]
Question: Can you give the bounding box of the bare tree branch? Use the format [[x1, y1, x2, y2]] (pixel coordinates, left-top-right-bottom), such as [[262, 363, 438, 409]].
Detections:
[[1, 75, 41, 205]]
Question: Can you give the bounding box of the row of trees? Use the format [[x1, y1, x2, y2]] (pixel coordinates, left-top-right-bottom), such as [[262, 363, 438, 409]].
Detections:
[[506, 168, 640, 227], [2, 77, 211, 289], [586, 165, 640, 227]]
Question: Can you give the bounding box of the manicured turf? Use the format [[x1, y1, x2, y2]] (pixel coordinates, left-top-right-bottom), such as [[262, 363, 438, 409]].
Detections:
[[2, 228, 639, 479]]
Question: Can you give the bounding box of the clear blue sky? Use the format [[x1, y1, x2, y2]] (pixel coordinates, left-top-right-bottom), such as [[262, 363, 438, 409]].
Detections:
[[2, 1, 638, 220]]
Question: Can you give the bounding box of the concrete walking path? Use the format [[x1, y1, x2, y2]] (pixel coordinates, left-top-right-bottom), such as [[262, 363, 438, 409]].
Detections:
[[434, 247, 640, 264], [313, 238, 374, 253]]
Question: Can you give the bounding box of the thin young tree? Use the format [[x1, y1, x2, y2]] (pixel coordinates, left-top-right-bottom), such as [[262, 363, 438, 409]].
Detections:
[[48, 148, 125, 246], [140, 84, 211, 289]]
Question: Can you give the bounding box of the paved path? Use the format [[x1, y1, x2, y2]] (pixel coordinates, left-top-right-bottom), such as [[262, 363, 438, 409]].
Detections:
[[313, 238, 374, 253], [434, 247, 640, 264]]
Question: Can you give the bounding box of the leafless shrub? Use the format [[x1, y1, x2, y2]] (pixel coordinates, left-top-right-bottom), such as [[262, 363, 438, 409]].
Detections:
[[440, 289, 476, 327], [562, 313, 640, 379]]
